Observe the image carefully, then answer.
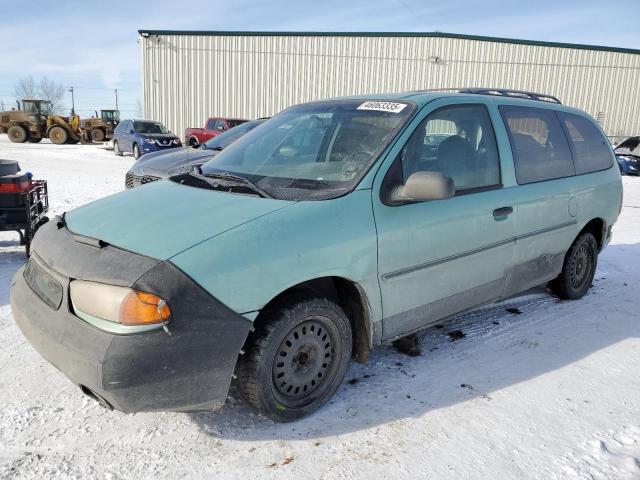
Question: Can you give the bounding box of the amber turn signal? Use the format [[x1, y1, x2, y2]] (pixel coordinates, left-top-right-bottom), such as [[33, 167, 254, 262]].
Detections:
[[120, 291, 171, 326]]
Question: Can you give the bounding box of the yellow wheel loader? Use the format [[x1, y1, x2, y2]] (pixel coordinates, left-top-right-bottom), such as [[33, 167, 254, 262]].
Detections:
[[0, 99, 88, 144]]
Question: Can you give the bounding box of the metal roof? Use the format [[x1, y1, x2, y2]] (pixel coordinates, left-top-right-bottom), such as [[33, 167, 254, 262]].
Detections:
[[137, 30, 640, 56]]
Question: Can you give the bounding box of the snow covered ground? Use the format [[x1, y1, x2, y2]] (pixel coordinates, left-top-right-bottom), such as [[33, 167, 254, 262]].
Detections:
[[0, 136, 638, 480]]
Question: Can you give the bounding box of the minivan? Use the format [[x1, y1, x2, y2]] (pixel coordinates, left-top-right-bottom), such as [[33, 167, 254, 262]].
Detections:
[[11, 89, 622, 421]]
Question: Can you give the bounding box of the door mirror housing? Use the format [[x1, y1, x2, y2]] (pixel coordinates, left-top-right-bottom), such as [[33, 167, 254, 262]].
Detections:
[[217, 125, 225, 131], [390, 171, 455, 204]]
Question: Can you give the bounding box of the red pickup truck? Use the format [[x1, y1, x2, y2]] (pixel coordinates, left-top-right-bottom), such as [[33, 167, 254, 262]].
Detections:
[[184, 117, 249, 146]]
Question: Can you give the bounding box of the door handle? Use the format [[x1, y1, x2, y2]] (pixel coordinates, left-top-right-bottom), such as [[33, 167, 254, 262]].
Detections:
[[493, 206, 513, 219]]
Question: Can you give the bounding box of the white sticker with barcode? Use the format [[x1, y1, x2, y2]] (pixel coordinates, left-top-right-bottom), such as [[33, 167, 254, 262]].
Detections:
[[357, 101, 407, 113]]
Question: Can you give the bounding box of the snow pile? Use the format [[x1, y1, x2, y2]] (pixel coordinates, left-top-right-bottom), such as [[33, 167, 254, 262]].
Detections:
[[0, 137, 638, 479]]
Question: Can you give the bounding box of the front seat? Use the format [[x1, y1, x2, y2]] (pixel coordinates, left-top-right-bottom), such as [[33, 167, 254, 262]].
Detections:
[[435, 135, 476, 181]]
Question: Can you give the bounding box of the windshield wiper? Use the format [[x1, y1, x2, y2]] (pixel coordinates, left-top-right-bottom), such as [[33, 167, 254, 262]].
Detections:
[[189, 171, 273, 198]]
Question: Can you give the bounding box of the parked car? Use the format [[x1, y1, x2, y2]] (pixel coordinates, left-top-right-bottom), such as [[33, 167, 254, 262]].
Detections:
[[113, 120, 181, 159], [184, 117, 248, 146], [125, 118, 268, 188], [614, 136, 640, 175], [11, 90, 622, 422]]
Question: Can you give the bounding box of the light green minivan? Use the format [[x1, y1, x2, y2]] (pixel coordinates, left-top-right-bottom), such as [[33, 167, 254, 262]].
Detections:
[[11, 89, 622, 421]]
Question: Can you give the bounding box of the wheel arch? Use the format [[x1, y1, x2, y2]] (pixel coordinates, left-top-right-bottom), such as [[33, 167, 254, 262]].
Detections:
[[252, 276, 373, 363], [579, 217, 606, 250]]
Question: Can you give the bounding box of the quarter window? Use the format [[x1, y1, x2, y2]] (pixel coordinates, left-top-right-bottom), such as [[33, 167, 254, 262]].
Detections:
[[500, 106, 574, 184], [559, 112, 613, 174], [399, 104, 501, 192]]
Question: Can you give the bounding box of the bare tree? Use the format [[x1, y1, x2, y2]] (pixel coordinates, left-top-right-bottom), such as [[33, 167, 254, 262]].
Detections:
[[13, 76, 38, 100], [13, 76, 66, 114], [39, 77, 65, 113], [0, 99, 6, 111]]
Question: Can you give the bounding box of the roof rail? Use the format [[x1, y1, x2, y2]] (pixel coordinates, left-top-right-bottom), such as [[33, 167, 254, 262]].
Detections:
[[412, 87, 562, 104]]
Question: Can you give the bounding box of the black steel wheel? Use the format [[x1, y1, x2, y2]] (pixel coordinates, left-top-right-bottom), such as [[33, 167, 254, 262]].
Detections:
[[549, 232, 598, 300], [236, 296, 352, 422]]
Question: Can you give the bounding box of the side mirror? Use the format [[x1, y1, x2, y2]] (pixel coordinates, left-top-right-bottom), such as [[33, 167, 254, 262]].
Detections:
[[217, 125, 225, 131], [129, 129, 135, 134], [391, 171, 455, 203]]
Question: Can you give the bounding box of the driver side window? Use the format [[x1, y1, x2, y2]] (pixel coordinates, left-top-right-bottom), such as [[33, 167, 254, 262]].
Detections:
[[400, 104, 501, 193]]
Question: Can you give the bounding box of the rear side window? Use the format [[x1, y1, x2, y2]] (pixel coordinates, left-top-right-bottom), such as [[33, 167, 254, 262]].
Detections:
[[559, 113, 613, 174], [500, 106, 574, 184]]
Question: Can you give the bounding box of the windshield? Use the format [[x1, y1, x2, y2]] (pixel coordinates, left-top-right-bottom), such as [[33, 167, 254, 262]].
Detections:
[[199, 100, 414, 200], [134, 121, 168, 134], [616, 137, 640, 157], [102, 110, 119, 123], [203, 120, 265, 150]]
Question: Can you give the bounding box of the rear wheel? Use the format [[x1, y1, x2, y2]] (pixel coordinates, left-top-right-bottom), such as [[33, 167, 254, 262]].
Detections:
[[133, 143, 141, 159], [90, 128, 105, 142], [549, 232, 598, 300], [8, 125, 28, 143], [114, 141, 123, 156], [48, 126, 68, 145], [236, 296, 352, 422]]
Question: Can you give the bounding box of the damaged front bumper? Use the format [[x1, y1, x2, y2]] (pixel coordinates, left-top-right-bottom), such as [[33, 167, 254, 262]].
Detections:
[[10, 220, 252, 413]]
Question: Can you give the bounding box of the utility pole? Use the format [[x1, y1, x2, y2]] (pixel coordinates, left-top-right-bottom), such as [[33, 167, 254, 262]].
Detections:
[[114, 89, 118, 110], [68, 86, 75, 115]]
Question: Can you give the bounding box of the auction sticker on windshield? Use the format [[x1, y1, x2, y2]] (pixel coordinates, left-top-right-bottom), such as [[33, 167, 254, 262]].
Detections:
[[357, 101, 407, 113]]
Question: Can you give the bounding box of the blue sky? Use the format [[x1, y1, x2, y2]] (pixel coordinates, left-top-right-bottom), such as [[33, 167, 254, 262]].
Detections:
[[0, 0, 637, 117]]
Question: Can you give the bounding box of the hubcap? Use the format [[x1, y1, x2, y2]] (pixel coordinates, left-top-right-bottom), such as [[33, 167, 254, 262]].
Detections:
[[273, 319, 334, 399]]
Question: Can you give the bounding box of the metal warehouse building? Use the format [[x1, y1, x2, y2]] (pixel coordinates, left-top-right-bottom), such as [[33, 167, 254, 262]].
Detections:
[[139, 30, 640, 142]]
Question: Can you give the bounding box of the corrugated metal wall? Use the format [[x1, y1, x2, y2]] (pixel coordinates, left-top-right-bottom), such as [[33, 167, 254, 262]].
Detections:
[[140, 33, 640, 142]]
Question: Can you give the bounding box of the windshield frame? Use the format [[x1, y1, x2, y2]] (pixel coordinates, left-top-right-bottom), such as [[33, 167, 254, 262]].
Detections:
[[199, 99, 417, 200]]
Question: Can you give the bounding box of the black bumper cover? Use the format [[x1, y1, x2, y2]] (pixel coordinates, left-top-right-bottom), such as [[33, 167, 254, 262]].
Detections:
[[10, 220, 252, 413]]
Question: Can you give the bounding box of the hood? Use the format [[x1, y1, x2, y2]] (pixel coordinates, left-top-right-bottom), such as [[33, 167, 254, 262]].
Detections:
[[139, 133, 180, 141], [64, 180, 293, 260], [130, 147, 218, 178]]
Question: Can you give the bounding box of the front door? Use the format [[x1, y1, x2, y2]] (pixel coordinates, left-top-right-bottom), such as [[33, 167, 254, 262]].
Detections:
[[373, 102, 517, 341]]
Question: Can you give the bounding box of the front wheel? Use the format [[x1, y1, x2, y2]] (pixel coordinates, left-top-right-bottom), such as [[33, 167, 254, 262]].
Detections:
[[48, 126, 68, 145], [549, 232, 598, 299], [114, 141, 123, 156], [236, 297, 352, 422], [133, 143, 141, 159]]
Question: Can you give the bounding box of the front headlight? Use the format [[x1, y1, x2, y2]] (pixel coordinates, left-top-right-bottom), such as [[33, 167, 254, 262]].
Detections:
[[70, 280, 170, 329], [143, 138, 156, 145], [172, 139, 181, 145]]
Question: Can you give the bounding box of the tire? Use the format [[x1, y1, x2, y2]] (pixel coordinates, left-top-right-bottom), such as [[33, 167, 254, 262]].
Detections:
[[236, 296, 352, 422], [27, 137, 42, 143], [48, 126, 68, 145], [133, 143, 141, 159], [549, 232, 598, 300], [8, 125, 28, 143], [188, 137, 199, 147], [114, 141, 123, 156], [90, 128, 105, 142]]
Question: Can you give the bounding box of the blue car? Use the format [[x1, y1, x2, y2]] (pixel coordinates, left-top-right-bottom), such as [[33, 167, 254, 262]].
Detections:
[[614, 136, 640, 176], [113, 119, 181, 159]]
